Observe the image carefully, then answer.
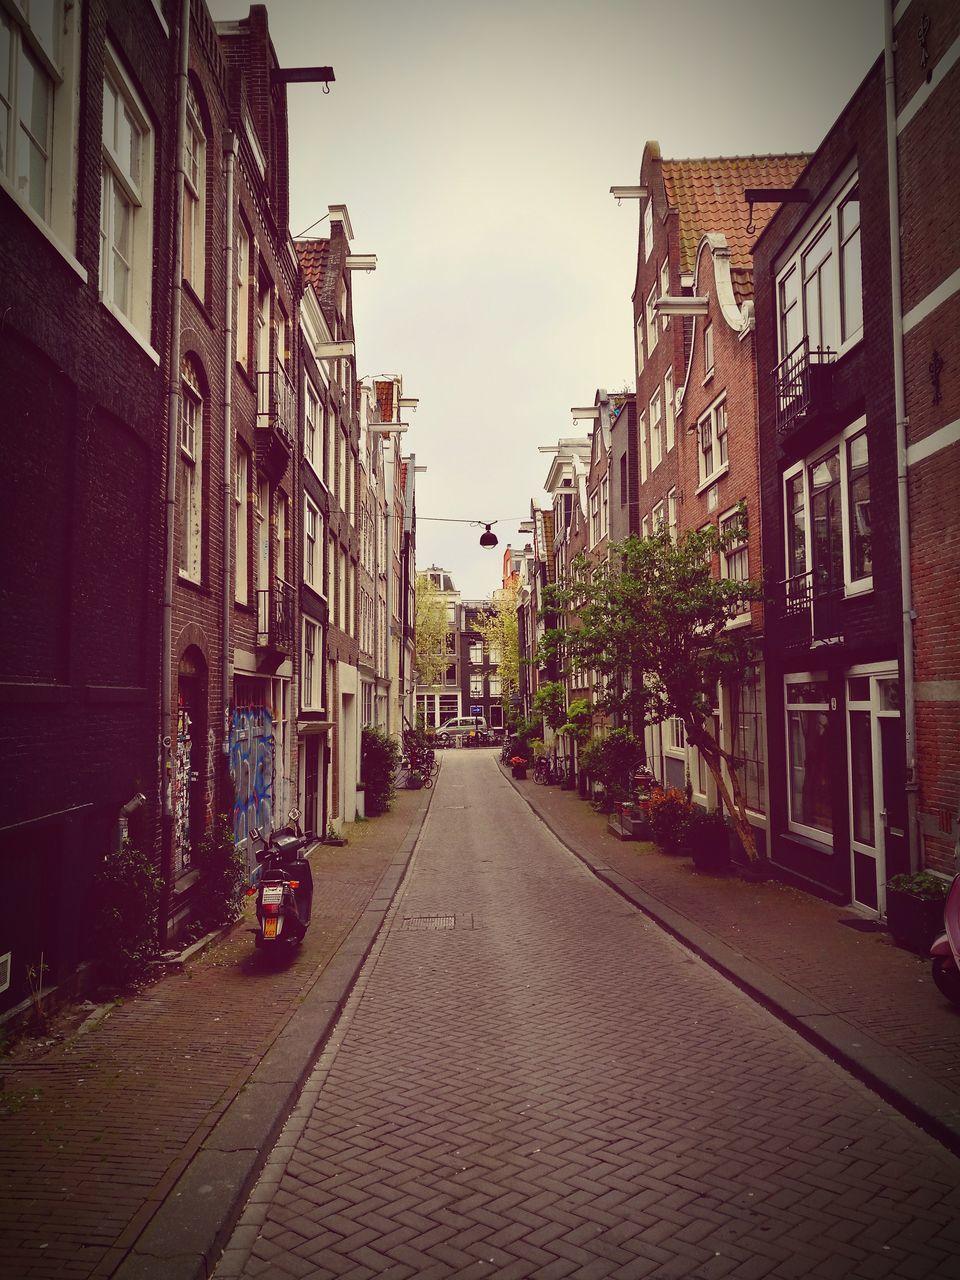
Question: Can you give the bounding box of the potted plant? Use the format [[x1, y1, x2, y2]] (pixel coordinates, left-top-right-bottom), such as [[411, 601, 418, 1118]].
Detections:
[[324, 822, 347, 846], [885, 872, 949, 952], [510, 755, 529, 780], [647, 786, 692, 854], [688, 808, 730, 872]]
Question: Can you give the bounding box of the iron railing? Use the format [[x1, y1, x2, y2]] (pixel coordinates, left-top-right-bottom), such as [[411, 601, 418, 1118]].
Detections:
[[256, 361, 295, 449], [775, 569, 843, 646], [257, 577, 295, 652], [775, 338, 835, 436]]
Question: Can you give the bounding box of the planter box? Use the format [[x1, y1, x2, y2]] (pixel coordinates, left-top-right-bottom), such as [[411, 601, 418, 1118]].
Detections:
[[885, 888, 945, 953]]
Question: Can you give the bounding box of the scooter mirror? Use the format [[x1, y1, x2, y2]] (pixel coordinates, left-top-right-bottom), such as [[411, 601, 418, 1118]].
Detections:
[[288, 807, 301, 823]]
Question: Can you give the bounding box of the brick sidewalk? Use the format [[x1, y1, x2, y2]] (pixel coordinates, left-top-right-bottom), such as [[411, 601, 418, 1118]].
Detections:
[[510, 770, 960, 1142], [0, 787, 429, 1280]]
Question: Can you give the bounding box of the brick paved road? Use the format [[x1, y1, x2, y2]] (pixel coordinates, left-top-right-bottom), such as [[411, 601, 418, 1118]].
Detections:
[[216, 753, 960, 1280]]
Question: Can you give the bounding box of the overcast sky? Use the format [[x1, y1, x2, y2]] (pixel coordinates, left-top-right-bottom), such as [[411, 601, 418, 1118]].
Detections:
[[208, 0, 882, 600]]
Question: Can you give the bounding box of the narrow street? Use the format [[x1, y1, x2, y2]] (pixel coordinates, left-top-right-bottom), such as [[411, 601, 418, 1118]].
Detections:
[[216, 752, 960, 1280]]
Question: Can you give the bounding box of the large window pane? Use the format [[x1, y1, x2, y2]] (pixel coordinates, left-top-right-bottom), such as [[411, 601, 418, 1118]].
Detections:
[[788, 708, 832, 833], [786, 473, 806, 579], [848, 709, 874, 845], [809, 449, 842, 592], [847, 431, 871, 580], [840, 187, 862, 342]]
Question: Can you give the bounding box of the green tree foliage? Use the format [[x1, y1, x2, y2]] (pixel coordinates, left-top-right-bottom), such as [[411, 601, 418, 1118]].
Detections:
[[361, 725, 402, 816], [194, 815, 246, 930], [532, 679, 566, 731], [539, 522, 763, 859], [92, 841, 163, 985], [558, 697, 593, 743], [414, 572, 449, 686], [476, 581, 520, 711], [578, 728, 644, 807]]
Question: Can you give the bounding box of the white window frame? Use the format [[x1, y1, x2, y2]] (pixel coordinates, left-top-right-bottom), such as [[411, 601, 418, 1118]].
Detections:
[[784, 672, 833, 845], [775, 169, 863, 363], [652, 499, 665, 533], [666, 716, 686, 759], [0, 0, 83, 272], [664, 368, 675, 452], [719, 506, 750, 625], [667, 488, 678, 545], [696, 396, 729, 490], [304, 377, 321, 477], [302, 618, 319, 709], [236, 218, 250, 368], [600, 476, 608, 537], [639, 411, 648, 484], [649, 390, 663, 469], [645, 285, 658, 355], [659, 258, 670, 331], [703, 322, 714, 380], [641, 514, 650, 539], [635, 315, 645, 375], [590, 489, 600, 546], [179, 361, 202, 582], [234, 444, 248, 603], [643, 197, 653, 260], [781, 415, 873, 600], [100, 45, 154, 342], [183, 82, 205, 295], [304, 496, 321, 593]]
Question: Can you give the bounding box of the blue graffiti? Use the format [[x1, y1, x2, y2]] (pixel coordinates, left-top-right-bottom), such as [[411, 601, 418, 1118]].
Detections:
[[229, 705, 275, 850]]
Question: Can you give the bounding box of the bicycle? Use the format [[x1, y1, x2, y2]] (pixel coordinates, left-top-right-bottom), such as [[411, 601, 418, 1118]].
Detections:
[[533, 757, 551, 784], [392, 758, 433, 790]]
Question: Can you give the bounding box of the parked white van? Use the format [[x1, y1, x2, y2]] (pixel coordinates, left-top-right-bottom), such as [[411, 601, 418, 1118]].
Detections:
[[438, 715, 488, 737]]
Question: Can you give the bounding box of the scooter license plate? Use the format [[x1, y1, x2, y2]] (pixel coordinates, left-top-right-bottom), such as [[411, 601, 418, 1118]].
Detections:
[[263, 918, 278, 939], [261, 886, 284, 904]]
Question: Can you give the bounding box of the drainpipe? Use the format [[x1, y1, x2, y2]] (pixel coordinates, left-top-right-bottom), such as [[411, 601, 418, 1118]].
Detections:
[[159, 0, 191, 945], [884, 2, 919, 872], [383, 448, 395, 737], [222, 131, 237, 764]]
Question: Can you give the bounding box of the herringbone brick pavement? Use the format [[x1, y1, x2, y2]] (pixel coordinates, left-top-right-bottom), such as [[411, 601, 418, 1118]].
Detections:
[[217, 753, 960, 1280]]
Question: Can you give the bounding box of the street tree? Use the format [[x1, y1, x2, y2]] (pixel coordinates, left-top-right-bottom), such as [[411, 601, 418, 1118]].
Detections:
[[414, 571, 449, 687], [476, 580, 520, 717], [538, 522, 763, 860]]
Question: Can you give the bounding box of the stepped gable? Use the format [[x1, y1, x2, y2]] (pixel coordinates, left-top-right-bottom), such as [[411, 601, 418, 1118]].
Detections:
[[661, 152, 811, 281]]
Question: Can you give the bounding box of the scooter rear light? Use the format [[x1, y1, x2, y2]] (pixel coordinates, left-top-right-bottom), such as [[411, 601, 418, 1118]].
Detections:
[[262, 903, 280, 916], [245, 886, 257, 897], [287, 880, 299, 889]]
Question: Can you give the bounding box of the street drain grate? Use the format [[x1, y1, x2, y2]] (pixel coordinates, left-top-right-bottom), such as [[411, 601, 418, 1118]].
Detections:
[[400, 914, 456, 931]]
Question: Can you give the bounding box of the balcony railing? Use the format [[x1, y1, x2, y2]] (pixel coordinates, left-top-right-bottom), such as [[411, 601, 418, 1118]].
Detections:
[[775, 338, 836, 437], [257, 577, 295, 652], [774, 570, 843, 647]]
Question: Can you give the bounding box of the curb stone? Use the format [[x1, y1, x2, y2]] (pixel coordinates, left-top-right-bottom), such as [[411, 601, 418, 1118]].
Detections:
[[108, 795, 433, 1280], [506, 765, 960, 1157]]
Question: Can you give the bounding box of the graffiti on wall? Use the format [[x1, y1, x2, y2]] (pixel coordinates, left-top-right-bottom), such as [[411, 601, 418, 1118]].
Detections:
[[175, 704, 193, 875], [229, 704, 275, 848]]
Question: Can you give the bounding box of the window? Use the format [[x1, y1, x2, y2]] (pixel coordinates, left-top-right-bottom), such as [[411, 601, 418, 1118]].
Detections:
[[639, 411, 648, 484], [652, 500, 665, 532], [183, 84, 205, 294], [643, 197, 653, 260], [785, 675, 832, 839], [469, 641, 483, 664], [304, 379, 321, 474], [697, 398, 728, 487], [236, 220, 250, 367], [635, 316, 645, 375], [179, 358, 203, 581], [100, 48, 153, 336], [667, 488, 678, 545], [234, 445, 248, 603], [470, 674, 483, 698], [731, 664, 765, 814], [489, 643, 501, 664], [489, 674, 502, 699], [668, 717, 685, 753], [646, 285, 658, 355], [304, 498, 320, 591], [664, 368, 675, 451], [641, 514, 650, 538], [659, 258, 670, 330], [601, 476, 608, 536], [783, 419, 872, 597], [590, 490, 600, 545], [649, 391, 663, 469], [703, 323, 714, 378], [719, 509, 748, 583], [303, 619, 319, 708], [776, 172, 863, 359], [619, 454, 627, 503], [1, 0, 80, 250]]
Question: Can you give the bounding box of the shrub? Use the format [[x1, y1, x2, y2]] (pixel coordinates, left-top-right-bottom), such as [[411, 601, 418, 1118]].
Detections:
[[579, 729, 644, 807], [533, 681, 567, 730], [648, 787, 693, 852], [92, 840, 163, 985], [559, 697, 592, 743], [886, 871, 949, 900], [362, 725, 402, 816], [194, 815, 246, 930]]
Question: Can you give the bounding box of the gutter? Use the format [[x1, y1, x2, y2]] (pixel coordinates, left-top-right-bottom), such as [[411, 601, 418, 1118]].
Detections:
[[884, 1, 920, 871], [222, 131, 237, 758], [159, 0, 191, 944]]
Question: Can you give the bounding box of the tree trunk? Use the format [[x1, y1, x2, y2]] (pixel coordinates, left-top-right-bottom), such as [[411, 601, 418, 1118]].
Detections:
[[685, 721, 758, 862]]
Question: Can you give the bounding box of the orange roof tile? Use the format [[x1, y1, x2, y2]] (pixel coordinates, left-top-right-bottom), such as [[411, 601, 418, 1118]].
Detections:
[[295, 238, 329, 289], [661, 153, 810, 276]]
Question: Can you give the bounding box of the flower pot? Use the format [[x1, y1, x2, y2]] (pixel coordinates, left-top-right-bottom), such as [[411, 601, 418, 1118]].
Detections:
[[885, 887, 945, 953], [512, 765, 527, 780]]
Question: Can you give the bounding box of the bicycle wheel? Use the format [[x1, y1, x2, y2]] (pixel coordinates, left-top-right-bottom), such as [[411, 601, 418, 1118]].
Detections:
[[422, 775, 433, 788]]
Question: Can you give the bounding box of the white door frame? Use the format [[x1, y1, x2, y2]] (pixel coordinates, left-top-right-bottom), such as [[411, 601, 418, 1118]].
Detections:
[[846, 661, 900, 913]]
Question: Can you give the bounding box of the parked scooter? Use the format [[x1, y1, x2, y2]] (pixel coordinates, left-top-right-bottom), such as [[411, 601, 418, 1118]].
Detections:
[[930, 874, 960, 1005], [248, 809, 315, 949]]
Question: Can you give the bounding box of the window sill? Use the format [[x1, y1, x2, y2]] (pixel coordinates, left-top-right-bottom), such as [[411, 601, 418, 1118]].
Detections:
[[724, 612, 753, 630], [664, 747, 686, 760], [702, 369, 714, 386], [695, 463, 729, 495], [785, 822, 834, 851], [1, 174, 89, 285], [100, 296, 160, 365], [844, 579, 874, 599]]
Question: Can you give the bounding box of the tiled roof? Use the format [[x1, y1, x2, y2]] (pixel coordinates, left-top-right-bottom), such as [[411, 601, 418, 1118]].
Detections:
[[399, 460, 408, 493], [661, 154, 811, 276], [295, 238, 329, 290], [375, 380, 394, 423]]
